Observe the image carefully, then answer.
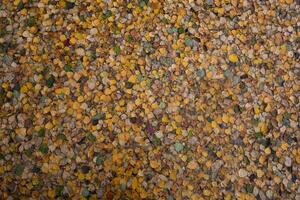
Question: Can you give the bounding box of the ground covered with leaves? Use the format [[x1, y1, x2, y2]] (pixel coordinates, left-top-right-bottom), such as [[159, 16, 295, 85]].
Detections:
[[0, 0, 300, 199]]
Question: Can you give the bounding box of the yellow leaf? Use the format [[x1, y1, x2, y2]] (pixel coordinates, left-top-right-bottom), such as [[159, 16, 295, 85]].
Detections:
[[78, 172, 85, 180], [13, 0, 20, 6], [253, 58, 262, 65], [26, 82, 33, 89], [150, 160, 160, 169], [1, 82, 9, 89], [104, 88, 112, 95], [174, 115, 182, 123], [112, 152, 122, 162], [15, 128, 27, 137], [134, 98, 142, 106], [216, 7, 225, 15], [187, 184, 194, 190], [296, 155, 300, 164], [264, 147, 271, 155], [225, 193, 231, 200], [48, 189, 56, 198], [55, 88, 63, 95], [228, 54, 238, 63], [72, 102, 80, 110], [20, 85, 28, 93], [59, 34, 66, 42], [70, 37, 76, 45], [132, 177, 138, 190], [203, 189, 211, 196], [191, 194, 200, 200], [254, 106, 260, 114], [274, 176, 281, 184], [77, 96, 84, 103], [139, 188, 148, 198], [41, 163, 49, 173], [162, 116, 169, 123], [45, 122, 53, 129], [206, 71, 213, 78], [265, 104, 272, 112], [128, 74, 137, 83], [175, 128, 182, 135], [187, 160, 198, 170], [211, 121, 217, 128], [256, 169, 264, 178], [259, 122, 268, 134], [158, 180, 165, 188], [169, 170, 177, 181], [127, 3, 133, 9], [222, 114, 229, 123], [280, 142, 289, 151]]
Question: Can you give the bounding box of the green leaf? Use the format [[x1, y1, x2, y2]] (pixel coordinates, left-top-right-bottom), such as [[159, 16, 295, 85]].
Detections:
[[14, 164, 24, 176], [24, 147, 34, 157], [64, 64, 73, 72], [87, 133, 96, 142], [224, 69, 233, 78], [250, 37, 256, 45], [126, 35, 134, 42], [37, 128, 46, 137], [46, 75, 55, 88], [153, 136, 161, 146], [259, 138, 271, 147], [0, 42, 10, 54], [196, 69, 205, 78], [174, 142, 184, 152], [207, 116, 214, 122], [39, 143, 49, 154], [188, 130, 194, 137], [233, 104, 241, 113], [125, 81, 134, 89], [57, 133, 67, 141], [255, 132, 263, 138], [161, 17, 169, 24], [245, 184, 254, 193], [55, 185, 64, 197], [96, 155, 104, 165], [79, 15, 86, 22], [114, 45, 121, 55], [81, 188, 90, 197], [13, 90, 20, 99], [243, 156, 250, 165], [102, 10, 112, 20], [139, 0, 149, 7], [283, 111, 291, 119], [31, 166, 40, 173], [113, 27, 121, 35], [26, 16, 36, 27], [65, 1, 75, 9], [0, 29, 8, 38], [178, 27, 185, 34], [251, 118, 259, 126], [92, 113, 105, 121], [184, 37, 193, 46], [17, 1, 24, 11], [275, 76, 284, 85]]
